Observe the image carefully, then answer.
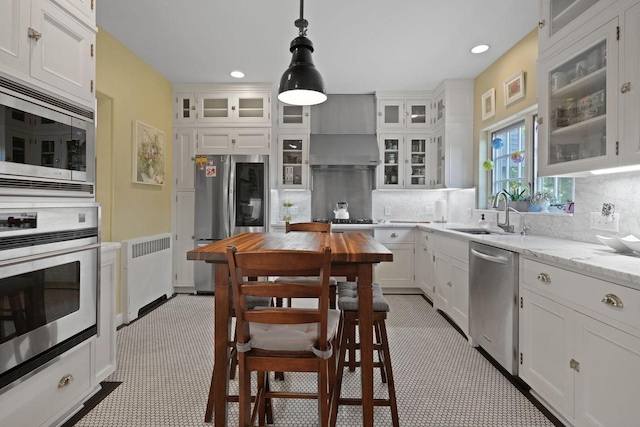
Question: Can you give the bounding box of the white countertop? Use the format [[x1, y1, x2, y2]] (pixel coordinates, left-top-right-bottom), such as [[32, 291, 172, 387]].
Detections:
[[417, 223, 640, 290]]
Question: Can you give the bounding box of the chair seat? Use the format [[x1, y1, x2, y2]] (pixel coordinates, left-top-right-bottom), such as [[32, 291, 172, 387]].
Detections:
[[247, 309, 340, 353], [230, 293, 273, 310], [337, 282, 390, 312], [273, 276, 338, 286]]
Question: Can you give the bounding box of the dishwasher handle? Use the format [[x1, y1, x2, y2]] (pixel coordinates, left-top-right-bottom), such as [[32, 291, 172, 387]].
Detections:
[[470, 248, 509, 265]]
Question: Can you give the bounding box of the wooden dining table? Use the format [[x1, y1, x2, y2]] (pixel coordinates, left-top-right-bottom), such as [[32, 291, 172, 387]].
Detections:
[[187, 231, 393, 426]]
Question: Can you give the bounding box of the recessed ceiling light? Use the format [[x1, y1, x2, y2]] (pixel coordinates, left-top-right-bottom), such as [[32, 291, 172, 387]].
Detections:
[[470, 44, 490, 54], [230, 71, 245, 78]]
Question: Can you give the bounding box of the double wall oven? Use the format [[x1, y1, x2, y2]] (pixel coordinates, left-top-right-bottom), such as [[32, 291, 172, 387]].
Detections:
[[0, 203, 99, 390]]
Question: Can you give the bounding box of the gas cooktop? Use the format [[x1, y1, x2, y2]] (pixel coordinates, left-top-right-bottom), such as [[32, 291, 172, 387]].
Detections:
[[312, 218, 374, 224]]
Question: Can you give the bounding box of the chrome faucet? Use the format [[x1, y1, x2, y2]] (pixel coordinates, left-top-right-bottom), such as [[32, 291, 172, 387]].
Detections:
[[492, 190, 515, 233]]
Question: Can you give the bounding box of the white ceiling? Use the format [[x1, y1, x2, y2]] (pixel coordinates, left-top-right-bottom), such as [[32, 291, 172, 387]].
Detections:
[[96, 0, 539, 94]]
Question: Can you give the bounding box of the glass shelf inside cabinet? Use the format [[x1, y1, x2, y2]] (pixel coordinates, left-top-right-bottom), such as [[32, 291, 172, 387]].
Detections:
[[548, 39, 607, 165], [203, 98, 229, 118], [282, 105, 304, 124], [551, 0, 599, 36], [238, 98, 264, 118], [383, 138, 400, 185], [409, 137, 427, 185]]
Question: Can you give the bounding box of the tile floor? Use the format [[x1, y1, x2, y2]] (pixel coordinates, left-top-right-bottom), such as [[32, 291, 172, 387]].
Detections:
[[73, 294, 556, 426]]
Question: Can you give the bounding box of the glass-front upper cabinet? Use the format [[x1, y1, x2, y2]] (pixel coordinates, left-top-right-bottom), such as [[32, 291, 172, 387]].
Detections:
[[538, 18, 619, 175], [174, 93, 196, 124], [430, 132, 444, 187], [191, 92, 270, 124], [539, 0, 616, 52], [407, 135, 429, 187], [379, 134, 403, 188], [406, 101, 430, 129], [378, 100, 405, 130], [277, 103, 309, 129], [377, 99, 430, 130], [278, 134, 308, 189]]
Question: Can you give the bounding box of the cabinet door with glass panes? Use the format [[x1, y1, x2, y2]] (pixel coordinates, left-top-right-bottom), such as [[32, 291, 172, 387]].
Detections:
[[406, 100, 431, 129], [195, 92, 270, 125], [620, 1, 640, 167], [429, 131, 444, 188], [278, 134, 309, 189], [538, 18, 619, 176], [233, 92, 270, 124], [538, 0, 618, 54], [174, 93, 196, 124], [277, 103, 309, 129], [379, 134, 404, 188], [405, 134, 430, 188], [196, 92, 234, 124], [378, 100, 406, 130]]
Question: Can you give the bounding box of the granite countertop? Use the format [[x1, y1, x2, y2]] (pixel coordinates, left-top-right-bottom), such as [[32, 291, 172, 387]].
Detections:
[[417, 223, 640, 290]]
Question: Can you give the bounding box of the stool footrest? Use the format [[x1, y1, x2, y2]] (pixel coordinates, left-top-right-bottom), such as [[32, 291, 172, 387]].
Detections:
[[338, 397, 392, 407]]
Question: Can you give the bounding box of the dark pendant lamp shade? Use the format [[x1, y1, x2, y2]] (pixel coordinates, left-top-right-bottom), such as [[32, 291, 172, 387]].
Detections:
[[278, 1, 326, 106]]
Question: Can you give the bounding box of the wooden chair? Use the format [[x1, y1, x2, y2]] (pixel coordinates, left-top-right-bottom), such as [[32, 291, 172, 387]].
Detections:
[[226, 245, 339, 427], [276, 221, 337, 309], [330, 281, 399, 427]]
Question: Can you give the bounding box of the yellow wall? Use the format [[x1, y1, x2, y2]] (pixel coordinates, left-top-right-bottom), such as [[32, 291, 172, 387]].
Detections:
[[473, 29, 539, 188], [95, 27, 173, 314]]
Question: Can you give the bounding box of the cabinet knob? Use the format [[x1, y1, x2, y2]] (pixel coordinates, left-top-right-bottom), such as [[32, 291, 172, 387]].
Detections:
[[390, 233, 398, 238], [537, 272, 551, 283], [447, 281, 452, 287], [538, 19, 545, 29], [602, 293, 624, 308], [232, 106, 236, 111], [621, 82, 632, 94], [424, 235, 428, 240], [58, 374, 74, 388], [232, 139, 236, 144]]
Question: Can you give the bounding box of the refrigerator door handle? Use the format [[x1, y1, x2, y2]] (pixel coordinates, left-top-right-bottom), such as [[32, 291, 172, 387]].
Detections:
[[227, 155, 235, 237]]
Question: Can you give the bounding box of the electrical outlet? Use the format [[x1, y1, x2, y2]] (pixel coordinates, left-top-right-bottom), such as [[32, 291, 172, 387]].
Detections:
[[289, 206, 298, 215], [384, 206, 391, 215], [425, 206, 433, 214], [590, 212, 620, 232], [466, 208, 473, 218]]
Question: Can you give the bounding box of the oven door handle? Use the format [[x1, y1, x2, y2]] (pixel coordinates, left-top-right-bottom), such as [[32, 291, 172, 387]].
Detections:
[[0, 242, 101, 267]]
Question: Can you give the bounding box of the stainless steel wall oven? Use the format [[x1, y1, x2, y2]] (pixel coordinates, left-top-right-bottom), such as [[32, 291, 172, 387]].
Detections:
[[0, 203, 99, 390], [0, 78, 95, 198]]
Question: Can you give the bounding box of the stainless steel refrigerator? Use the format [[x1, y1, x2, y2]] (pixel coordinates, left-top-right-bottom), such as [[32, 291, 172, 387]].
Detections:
[[194, 154, 269, 293]]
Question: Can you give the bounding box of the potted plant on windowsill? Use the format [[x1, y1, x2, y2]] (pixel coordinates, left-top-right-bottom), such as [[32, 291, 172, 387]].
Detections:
[[528, 192, 553, 212], [489, 182, 530, 212]]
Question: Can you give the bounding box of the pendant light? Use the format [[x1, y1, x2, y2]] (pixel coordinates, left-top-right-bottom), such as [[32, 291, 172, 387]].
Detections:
[[278, 0, 327, 106]]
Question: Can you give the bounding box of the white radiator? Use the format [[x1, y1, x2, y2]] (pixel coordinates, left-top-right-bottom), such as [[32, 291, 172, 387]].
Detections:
[[121, 233, 173, 323]]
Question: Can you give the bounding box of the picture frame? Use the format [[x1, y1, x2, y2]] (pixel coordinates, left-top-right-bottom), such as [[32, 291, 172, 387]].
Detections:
[[504, 70, 525, 106], [481, 88, 495, 121], [133, 120, 166, 186]]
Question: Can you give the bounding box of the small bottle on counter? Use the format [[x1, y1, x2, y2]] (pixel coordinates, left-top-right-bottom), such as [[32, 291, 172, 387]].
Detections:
[[478, 214, 489, 229]]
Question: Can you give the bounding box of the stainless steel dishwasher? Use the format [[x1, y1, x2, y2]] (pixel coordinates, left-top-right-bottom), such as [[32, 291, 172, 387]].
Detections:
[[469, 241, 519, 375]]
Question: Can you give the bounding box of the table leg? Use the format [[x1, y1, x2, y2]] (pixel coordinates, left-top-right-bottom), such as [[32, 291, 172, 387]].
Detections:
[[357, 264, 374, 427], [204, 264, 231, 425]]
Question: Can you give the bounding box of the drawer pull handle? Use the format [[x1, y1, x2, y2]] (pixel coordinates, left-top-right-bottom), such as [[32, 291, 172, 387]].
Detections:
[[390, 233, 398, 238], [537, 273, 551, 283], [58, 374, 75, 388], [602, 294, 624, 308]]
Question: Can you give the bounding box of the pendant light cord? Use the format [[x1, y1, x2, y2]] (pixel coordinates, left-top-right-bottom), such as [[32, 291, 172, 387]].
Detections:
[[295, 0, 308, 36]]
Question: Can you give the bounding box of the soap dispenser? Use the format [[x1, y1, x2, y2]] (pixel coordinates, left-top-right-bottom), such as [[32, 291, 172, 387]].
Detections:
[[478, 214, 489, 229]]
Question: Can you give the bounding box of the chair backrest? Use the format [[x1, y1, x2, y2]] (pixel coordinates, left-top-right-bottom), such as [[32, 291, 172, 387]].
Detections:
[[226, 245, 333, 353], [285, 221, 331, 233]]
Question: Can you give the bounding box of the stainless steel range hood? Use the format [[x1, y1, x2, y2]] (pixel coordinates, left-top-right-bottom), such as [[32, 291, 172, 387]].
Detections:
[[309, 95, 379, 166]]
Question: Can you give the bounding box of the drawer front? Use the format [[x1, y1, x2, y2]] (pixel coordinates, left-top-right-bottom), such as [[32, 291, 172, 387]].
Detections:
[[0, 342, 92, 427], [374, 228, 414, 244], [522, 258, 640, 331], [430, 233, 468, 263]]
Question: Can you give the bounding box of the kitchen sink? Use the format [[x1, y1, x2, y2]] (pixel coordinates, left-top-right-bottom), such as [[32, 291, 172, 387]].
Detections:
[[446, 228, 498, 235]]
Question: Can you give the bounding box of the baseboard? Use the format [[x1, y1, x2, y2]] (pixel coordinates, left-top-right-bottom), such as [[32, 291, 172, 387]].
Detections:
[[115, 313, 123, 329], [380, 287, 422, 294]]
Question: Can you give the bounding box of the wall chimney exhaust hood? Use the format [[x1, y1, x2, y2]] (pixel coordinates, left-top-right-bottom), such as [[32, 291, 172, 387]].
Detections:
[[309, 95, 379, 166]]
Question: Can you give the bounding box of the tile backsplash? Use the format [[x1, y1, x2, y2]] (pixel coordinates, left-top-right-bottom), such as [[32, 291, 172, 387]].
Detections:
[[271, 171, 640, 245]]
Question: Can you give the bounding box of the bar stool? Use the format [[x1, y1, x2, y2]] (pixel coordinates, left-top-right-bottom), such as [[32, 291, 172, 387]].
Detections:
[[330, 281, 399, 427]]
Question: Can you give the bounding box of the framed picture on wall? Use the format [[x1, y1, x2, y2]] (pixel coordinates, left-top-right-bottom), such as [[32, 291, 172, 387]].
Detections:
[[504, 70, 525, 106], [481, 88, 495, 121], [133, 120, 166, 185]]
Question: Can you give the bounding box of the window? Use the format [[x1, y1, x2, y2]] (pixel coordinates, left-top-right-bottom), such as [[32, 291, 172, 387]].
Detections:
[[489, 113, 574, 207]]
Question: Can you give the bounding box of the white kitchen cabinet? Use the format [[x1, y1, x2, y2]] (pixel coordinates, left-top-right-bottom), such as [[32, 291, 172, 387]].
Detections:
[[430, 80, 474, 126], [417, 230, 435, 301], [174, 191, 195, 293], [277, 134, 309, 189], [376, 95, 431, 130], [431, 232, 469, 337], [373, 228, 415, 288], [0, 0, 96, 107], [173, 88, 271, 126], [195, 127, 270, 155], [378, 133, 431, 189], [174, 128, 196, 190], [429, 124, 472, 188], [277, 103, 309, 130], [538, 0, 617, 54], [620, 1, 640, 166], [519, 257, 640, 427], [95, 242, 119, 384]]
